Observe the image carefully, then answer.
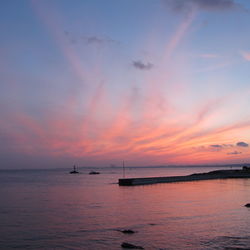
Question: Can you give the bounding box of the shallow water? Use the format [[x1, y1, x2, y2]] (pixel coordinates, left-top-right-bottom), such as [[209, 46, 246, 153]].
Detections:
[[0, 166, 250, 249]]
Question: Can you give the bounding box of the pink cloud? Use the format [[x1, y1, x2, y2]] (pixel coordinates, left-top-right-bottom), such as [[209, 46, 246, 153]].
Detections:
[[241, 51, 250, 61]]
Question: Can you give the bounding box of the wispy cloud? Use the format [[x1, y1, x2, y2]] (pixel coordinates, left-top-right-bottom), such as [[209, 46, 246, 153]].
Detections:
[[164, 7, 196, 60], [209, 144, 233, 151], [227, 151, 241, 155], [210, 144, 223, 148], [194, 142, 247, 154], [64, 31, 119, 46], [132, 60, 154, 70], [82, 35, 119, 45], [165, 0, 242, 13], [84, 36, 104, 45], [194, 61, 232, 73]]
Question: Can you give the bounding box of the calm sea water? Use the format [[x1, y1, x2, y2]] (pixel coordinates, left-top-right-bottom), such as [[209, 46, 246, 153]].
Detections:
[[0, 166, 250, 249]]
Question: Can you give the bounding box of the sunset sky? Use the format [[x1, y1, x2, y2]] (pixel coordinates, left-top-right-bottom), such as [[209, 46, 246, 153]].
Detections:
[[1, 0, 250, 168]]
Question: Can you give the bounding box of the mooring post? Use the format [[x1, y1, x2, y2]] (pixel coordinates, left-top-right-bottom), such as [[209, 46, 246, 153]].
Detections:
[[122, 160, 125, 178]]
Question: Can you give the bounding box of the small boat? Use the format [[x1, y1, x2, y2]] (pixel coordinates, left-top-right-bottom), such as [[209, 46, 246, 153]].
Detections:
[[89, 171, 100, 175], [70, 165, 79, 174]]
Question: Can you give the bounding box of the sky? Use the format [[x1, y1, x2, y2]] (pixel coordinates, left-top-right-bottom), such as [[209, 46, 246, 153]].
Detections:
[[1, 0, 250, 169]]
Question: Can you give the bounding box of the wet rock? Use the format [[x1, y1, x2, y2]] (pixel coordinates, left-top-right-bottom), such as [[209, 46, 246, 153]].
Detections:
[[244, 203, 250, 207], [121, 242, 144, 249], [119, 229, 136, 234], [89, 171, 100, 175]]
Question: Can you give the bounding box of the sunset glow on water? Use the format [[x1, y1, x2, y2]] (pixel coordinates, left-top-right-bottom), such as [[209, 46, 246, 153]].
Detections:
[[1, 167, 250, 249]]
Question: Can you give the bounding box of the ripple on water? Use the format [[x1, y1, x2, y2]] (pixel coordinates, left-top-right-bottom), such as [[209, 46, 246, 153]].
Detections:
[[202, 235, 250, 249]]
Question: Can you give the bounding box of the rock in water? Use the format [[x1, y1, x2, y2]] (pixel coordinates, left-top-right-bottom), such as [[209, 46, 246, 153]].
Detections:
[[245, 203, 250, 207], [121, 242, 144, 249], [120, 229, 135, 234], [89, 171, 100, 175]]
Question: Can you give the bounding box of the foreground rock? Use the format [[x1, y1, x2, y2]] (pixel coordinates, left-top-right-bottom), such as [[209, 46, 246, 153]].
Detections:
[[121, 242, 144, 249], [119, 229, 136, 234], [244, 203, 250, 207], [89, 171, 100, 175]]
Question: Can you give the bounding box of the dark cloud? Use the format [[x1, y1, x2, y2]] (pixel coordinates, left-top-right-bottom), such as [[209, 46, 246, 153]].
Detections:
[[64, 31, 119, 46], [194, 143, 231, 151], [195, 142, 248, 154], [84, 36, 103, 45], [209, 144, 224, 152], [236, 141, 249, 147], [210, 144, 236, 148], [132, 60, 154, 70], [165, 0, 242, 13], [227, 151, 242, 155], [210, 144, 223, 148]]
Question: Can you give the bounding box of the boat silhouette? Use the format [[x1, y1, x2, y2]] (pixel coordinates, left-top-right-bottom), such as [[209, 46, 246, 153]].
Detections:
[[70, 165, 79, 174]]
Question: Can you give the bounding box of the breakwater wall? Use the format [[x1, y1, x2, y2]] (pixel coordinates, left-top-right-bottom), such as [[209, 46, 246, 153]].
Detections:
[[118, 170, 250, 186]]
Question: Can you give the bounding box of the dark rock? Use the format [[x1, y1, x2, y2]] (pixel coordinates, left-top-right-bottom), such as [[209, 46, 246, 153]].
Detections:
[[89, 171, 100, 175], [244, 203, 250, 207], [121, 242, 144, 249], [119, 229, 135, 234]]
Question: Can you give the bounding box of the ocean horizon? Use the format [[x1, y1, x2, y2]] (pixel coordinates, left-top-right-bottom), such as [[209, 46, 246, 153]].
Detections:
[[1, 163, 248, 171]]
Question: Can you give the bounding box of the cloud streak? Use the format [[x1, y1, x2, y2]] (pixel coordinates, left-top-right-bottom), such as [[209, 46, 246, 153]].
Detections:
[[64, 31, 120, 46], [227, 151, 241, 155], [82, 35, 119, 46], [165, 0, 241, 13], [210, 144, 223, 148], [2, 97, 250, 167]]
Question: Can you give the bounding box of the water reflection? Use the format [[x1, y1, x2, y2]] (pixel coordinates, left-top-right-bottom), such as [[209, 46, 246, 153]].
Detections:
[[0, 168, 249, 249]]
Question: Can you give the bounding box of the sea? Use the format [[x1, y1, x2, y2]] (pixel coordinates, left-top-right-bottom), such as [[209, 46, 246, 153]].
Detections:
[[0, 165, 250, 250]]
